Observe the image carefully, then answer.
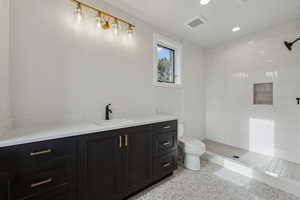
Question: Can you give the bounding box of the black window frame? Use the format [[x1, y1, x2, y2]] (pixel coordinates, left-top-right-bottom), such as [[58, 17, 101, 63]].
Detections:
[[156, 44, 176, 84]]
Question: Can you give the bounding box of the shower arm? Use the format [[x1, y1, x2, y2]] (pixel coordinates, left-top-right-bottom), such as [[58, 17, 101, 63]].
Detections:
[[291, 38, 300, 45]]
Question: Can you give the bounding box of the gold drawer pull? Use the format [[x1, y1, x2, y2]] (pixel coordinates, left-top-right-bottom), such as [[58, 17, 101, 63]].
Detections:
[[30, 149, 52, 156], [162, 163, 171, 168], [119, 136, 122, 148], [163, 125, 171, 129], [162, 141, 171, 146], [125, 135, 128, 147], [31, 178, 52, 188]]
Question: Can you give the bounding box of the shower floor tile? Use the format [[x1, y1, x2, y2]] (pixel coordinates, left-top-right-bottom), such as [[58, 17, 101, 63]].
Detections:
[[204, 140, 300, 182]]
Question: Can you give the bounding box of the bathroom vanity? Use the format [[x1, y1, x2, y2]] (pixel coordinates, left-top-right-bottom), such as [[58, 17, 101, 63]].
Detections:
[[0, 117, 178, 200]]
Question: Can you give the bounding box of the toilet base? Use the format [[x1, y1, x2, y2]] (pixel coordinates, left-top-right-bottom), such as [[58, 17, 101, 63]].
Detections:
[[183, 154, 201, 171]]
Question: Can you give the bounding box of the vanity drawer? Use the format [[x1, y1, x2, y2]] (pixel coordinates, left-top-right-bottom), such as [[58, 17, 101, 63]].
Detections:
[[153, 152, 177, 181], [152, 120, 177, 134], [13, 138, 76, 172], [27, 193, 70, 200], [153, 131, 177, 156], [13, 157, 74, 199]]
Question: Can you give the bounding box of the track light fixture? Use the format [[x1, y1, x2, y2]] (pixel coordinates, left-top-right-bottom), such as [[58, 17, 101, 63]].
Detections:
[[70, 0, 135, 37]]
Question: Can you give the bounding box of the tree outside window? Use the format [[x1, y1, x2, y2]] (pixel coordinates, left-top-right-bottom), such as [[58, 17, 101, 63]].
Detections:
[[157, 44, 175, 83]]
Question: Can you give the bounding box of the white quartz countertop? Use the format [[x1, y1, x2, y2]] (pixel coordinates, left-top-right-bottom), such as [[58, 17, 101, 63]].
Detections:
[[0, 115, 178, 148]]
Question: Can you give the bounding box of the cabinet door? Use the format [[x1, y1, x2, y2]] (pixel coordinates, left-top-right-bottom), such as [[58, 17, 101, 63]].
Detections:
[[0, 173, 10, 200], [124, 126, 152, 196], [78, 132, 122, 200], [23, 185, 71, 200]]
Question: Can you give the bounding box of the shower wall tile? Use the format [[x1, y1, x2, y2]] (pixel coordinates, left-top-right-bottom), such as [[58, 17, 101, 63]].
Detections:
[[205, 20, 300, 164]]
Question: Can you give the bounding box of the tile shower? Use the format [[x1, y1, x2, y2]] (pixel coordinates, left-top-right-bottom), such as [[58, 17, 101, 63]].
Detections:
[[205, 20, 300, 164]]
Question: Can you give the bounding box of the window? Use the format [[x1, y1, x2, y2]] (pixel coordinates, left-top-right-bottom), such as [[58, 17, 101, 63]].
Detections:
[[157, 44, 175, 83], [153, 34, 182, 88], [253, 83, 273, 105]]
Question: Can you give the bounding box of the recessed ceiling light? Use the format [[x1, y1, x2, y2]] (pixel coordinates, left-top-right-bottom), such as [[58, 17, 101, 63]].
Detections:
[[200, 0, 211, 5], [232, 26, 241, 32]]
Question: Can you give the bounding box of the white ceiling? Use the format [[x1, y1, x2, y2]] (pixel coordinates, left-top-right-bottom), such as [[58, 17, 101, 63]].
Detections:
[[103, 0, 300, 47]]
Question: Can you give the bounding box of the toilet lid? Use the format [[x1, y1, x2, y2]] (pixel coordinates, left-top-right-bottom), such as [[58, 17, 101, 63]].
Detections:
[[180, 137, 205, 147]]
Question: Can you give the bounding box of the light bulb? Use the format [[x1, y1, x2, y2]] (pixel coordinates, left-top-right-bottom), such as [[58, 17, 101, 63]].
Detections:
[[200, 0, 210, 5], [74, 3, 83, 22], [232, 26, 241, 32], [102, 21, 110, 30], [99, 15, 110, 30], [96, 13, 101, 28], [127, 25, 134, 39], [111, 19, 120, 35]]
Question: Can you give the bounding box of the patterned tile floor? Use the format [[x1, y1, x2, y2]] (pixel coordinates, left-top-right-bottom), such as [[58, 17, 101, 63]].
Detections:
[[130, 160, 299, 200]]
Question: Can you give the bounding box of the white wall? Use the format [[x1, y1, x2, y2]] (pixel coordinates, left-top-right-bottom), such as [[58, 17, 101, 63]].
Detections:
[[10, 0, 205, 137], [0, 0, 11, 134], [156, 44, 206, 139], [205, 20, 300, 163], [182, 45, 206, 139]]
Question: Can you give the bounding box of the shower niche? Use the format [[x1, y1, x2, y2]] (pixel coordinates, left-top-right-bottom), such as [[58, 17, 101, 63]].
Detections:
[[253, 83, 273, 105]]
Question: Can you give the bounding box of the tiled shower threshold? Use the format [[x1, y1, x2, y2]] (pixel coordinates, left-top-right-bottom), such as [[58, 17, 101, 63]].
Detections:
[[202, 139, 300, 196]]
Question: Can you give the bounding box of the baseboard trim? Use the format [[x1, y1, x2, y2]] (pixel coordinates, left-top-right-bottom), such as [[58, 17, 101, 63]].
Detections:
[[202, 151, 300, 197]]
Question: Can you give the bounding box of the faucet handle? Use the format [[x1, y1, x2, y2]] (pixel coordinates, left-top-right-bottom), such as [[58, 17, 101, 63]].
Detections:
[[106, 104, 112, 113]]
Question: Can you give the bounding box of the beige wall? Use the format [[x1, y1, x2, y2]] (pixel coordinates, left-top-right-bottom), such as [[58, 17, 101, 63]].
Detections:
[[155, 44, 206, 139], [10, 0, 206, 140], [0, 0, 11, 134]]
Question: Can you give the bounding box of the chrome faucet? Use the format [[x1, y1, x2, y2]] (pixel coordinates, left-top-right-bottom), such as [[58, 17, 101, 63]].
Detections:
[[105, 104, 112, 120]]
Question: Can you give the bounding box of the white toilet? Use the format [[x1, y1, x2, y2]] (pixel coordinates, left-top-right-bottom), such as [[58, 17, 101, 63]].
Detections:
[[178, 123, 206, 171]]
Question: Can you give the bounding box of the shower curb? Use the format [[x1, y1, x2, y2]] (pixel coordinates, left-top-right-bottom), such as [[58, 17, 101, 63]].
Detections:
[[202, 151, 300, 197]]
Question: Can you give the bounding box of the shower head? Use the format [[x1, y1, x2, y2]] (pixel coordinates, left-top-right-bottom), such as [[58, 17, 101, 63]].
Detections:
[[284, 37, 300, 51], [284, 41, 293, 51]]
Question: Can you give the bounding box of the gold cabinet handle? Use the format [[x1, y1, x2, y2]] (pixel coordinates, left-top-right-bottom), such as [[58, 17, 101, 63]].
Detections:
[[31, 178, 52, 188], [163, 125, 171, 129], [119, 135, 122, 148], [162, 141, 171, 146], [163, 163, 171, 168], [125, 135, 128, 147], [30, 149, 52, 156]]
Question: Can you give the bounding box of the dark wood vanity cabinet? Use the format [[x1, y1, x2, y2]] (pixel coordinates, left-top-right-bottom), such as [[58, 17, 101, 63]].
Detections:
[[0, 120, 178, 200], [152, 121, 178, 182], [78, 125, 153, 200], [78, 131, 123, 200], [123, 126, 153, 197], [0, 138, 77, 200]]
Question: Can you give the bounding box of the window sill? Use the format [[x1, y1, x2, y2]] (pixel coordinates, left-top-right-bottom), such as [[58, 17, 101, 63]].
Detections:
[[153, 82, 183, 89]]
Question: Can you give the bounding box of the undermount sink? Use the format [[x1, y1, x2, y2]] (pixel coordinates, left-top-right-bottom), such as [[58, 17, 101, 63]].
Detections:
[[94, 119, 134, 126]]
